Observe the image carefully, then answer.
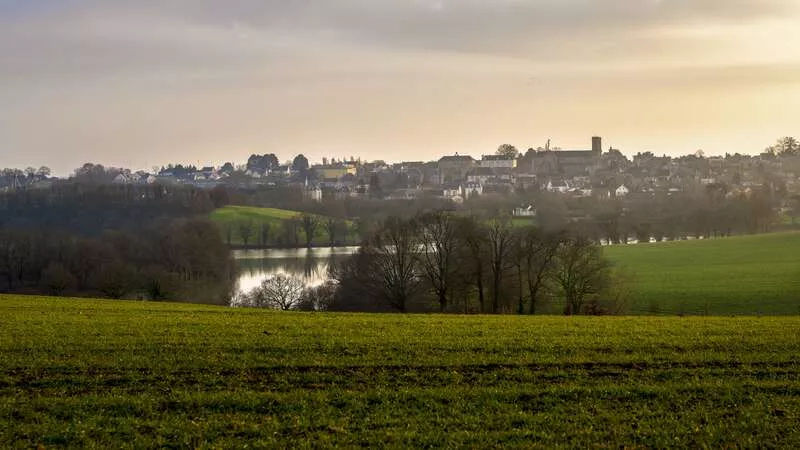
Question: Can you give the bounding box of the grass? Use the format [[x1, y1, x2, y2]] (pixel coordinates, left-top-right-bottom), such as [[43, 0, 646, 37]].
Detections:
[[2, 295, 800, 447], [210, 206, 356, 247], [604, 232, 800, 316]]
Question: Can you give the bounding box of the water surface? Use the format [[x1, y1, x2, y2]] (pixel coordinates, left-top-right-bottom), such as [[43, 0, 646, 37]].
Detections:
[[234, 247, 359, 294]]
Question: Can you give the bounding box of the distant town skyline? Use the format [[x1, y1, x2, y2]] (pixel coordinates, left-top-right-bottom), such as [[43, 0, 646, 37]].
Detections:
[[2, 1, 799, 175]]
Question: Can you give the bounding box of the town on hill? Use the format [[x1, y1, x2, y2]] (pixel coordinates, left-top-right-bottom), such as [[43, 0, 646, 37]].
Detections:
[[5, 136, 799, 214]]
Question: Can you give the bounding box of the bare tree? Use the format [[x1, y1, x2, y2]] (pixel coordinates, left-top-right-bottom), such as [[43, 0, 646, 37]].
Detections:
[[486, 219, 517, 314], [281, 218, 301, 247], [372, 217, 423, 313], [418, 211, 460, 312], [300, 214, 319, 248], [324, 217, 344, 247], [461, 217, 489, 313], [552, 237, 611, 315], [297, 281, 338, 311], [238, 220, 255, 248], [518, 227, 563, 314], [241, 274, 306, 310], [259, 223, 271, 248], [225, 223, 234, 246]]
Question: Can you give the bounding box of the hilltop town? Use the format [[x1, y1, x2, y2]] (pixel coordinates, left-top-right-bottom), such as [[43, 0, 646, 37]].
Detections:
[[3, 137, 800, 230]]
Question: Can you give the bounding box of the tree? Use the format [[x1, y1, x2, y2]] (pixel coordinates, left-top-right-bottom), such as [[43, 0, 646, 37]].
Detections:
[[241, 274, 306, 310], [418, 211, 460, 312], [300, 214, 318, 248], [369, 174, 384, 199], [496, 144, 519, 159], [788, 194, 800, 226], [771, 137, 800, 156], [292, 154, 310, 173], [237, 220, 255, 248], [36, 166, 51, 178], [259, 223, 271, 248], [264, 154, 280, 172], [297, 281, 337, 311], [486, 219, 517, 314], [371, 217, 423, 313], [91, 260, 134, 299], [518, 227, 563, 314], [40, 262, 77, 296], [324, 217, 345, 247], [461, 217, 489, 313], [552, 238, 612, 315], [281, 218, 301, 247], [220, 162, 235, 174]]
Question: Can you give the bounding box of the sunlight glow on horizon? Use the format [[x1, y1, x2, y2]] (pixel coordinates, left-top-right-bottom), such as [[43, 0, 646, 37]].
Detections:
[[1, 1, 799, 172]]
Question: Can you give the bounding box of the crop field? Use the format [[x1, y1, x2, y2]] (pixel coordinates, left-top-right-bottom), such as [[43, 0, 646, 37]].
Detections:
[[604, 232, 800, 316], [210, 206, 356, 247], [2, 296, 800, 447]]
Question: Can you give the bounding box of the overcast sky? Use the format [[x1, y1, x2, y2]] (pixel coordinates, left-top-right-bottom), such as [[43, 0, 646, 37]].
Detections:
[[1, 0, 799, 174]]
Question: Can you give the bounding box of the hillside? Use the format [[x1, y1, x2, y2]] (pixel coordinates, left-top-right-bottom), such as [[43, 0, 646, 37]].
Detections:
[[2, 296, 799, 447], [605, 232, 800, 315], [210, 205, 356, 247]]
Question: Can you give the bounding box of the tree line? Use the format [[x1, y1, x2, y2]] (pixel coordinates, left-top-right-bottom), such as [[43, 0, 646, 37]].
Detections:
[[239, 213, 627, 315], [0, 181, 237, 304], [0, 219, 236, 304]]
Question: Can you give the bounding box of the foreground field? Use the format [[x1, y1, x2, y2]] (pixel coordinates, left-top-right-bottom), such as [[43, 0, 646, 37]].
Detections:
[[604, 232, 800, 316], [2, 296, 800, 447]]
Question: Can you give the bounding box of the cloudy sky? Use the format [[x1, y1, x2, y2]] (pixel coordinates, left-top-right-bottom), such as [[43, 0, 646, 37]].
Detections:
[[1, 0, 799, 174]]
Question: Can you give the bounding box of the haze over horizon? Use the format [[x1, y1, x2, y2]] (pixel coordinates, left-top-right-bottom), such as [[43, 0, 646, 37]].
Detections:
[[1, 0, 799, 175]]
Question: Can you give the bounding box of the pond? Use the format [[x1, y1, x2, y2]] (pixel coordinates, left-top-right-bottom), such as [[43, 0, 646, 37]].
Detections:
[[234, 247, 360, 294]]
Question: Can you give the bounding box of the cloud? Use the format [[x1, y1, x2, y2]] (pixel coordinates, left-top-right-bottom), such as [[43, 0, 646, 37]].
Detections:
[[1, 0, 799, 172]]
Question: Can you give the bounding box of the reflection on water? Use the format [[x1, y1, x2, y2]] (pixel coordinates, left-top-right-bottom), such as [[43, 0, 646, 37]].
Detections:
[[234, 247, 359, 294]]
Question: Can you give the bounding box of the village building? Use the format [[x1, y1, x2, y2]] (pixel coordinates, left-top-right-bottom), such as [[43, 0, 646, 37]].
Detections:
[[480, 155, 517, 170], [530, 137, 604, 177], [438, 154, 476, 185]]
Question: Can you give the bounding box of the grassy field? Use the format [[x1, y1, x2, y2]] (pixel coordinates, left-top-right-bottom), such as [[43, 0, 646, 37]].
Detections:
[[604, 232, 800, 316], [210, 206, 356, 247], [2, 296, 800, 447]]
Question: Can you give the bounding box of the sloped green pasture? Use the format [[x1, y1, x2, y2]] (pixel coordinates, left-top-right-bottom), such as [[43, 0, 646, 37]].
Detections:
[[604, 232, 800, 315], [2, 296, 799, 447], [210, 206, 355, 247]]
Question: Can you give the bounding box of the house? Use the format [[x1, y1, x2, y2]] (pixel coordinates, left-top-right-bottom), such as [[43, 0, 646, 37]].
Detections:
[[442, 185, 463, 200], [615, 185, 630, 197], [314, 164, 357, 180], [464, 183, 483, 199], [480, 155, 517, 169], [305, 185, 323, 202], [513, 205, 537, 217], [438, 154, 476, 185], [466, 167, 496, 184], [546, 179, 570, 193]]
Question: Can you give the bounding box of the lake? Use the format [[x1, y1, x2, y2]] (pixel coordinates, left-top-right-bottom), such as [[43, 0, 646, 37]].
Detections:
[[234, 247, 359, 294]]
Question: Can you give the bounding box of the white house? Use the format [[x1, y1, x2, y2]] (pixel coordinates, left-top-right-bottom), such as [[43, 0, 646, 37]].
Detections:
[[615, 185, 630, 197], [464, 183, 483, 199], [513, 205, 537, 217], [467, 167, 495, 184], [442, 185, 463, 200], [546, 179, 570, 193], [307, 185, 323, 202]]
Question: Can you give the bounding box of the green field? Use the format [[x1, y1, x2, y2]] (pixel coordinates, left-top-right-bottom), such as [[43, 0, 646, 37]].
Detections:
[[2, 296, 800, 447], [210, 206, 355, 247], [604, 232, 800, 316]]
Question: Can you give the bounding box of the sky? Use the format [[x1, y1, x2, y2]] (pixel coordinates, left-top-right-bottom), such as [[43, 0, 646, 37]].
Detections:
[[1, 0, 799, 175]]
